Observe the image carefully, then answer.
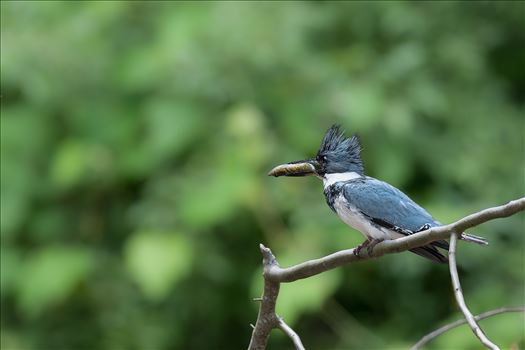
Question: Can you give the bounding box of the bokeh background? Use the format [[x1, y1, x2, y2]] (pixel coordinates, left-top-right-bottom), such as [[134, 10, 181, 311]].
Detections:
[[1, 1, 524, 349]]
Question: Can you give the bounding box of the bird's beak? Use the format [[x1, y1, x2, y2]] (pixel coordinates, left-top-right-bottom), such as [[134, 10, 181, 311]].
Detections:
[[268, 159, 319, 177]]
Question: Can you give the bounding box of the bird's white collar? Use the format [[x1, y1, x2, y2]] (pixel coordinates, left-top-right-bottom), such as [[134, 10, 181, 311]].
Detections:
[[323, 172, 362, 189]]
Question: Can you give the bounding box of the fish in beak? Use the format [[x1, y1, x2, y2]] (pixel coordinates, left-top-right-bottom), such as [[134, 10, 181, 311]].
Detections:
[[268, 159, 319, 177]]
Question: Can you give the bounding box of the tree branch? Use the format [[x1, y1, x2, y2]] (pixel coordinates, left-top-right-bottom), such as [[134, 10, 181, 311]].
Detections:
[[411, 306, 525, 349], [248, 245, 281, 350], [268, 197, 524, 283], [448, 232, 500, 350], [277, 317, 305, 350], [248, 197, 525, 349]]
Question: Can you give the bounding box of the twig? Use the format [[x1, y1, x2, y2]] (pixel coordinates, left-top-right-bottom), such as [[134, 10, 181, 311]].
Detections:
[[247, 197, 525, 350], [448, 232, 500, 350], [277, 317, 305, 350], [411, 306, 525, 349]]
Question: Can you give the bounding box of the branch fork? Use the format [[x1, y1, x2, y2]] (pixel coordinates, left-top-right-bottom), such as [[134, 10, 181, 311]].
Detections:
[[248, 198, 525, 350]]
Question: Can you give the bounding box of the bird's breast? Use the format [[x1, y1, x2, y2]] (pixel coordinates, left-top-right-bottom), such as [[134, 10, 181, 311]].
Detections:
[[332, 194, 397, 241]]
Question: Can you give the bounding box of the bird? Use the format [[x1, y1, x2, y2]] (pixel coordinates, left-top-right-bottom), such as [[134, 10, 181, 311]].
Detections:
[[268, 124, 487, 263]]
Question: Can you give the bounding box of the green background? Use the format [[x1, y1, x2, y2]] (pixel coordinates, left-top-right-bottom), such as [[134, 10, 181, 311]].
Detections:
[[1, 1, 524, 349]]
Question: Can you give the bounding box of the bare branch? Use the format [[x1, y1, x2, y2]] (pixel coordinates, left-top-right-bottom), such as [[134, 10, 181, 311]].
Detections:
[[411, 306, 525, 349], [448, 232, 500, 350], [248, 198, 525, 349], [267, 197, 525, 283], [248, 245, 281, 350], [277, 317, 305, 350]]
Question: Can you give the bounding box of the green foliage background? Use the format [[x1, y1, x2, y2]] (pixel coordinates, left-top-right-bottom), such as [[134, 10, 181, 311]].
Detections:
[[1, 2, 524, 349]]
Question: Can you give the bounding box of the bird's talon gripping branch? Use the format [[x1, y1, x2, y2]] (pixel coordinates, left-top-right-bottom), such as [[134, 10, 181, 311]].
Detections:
[[354, 238, 384, 258], [353, 239, 371, 258], [366, 238, 384, 256]]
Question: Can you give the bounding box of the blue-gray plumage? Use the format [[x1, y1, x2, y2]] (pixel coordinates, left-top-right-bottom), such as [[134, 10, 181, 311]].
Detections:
[[340, 178, 438, 234], [268, 124, 487, 263], [327, 177, 450, 262]]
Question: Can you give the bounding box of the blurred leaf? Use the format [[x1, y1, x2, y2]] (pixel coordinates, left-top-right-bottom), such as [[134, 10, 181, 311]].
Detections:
[[177, 162, 252, 229], [0, 187, 31, 238], [50, 140, 115, 189], [339, 83, 384, 131], [0, 328, 31, 350], [16, 246, 94, 317], [176, 116, 261, 229], [29, 207, 69, 242], [124, 231, 193, 301], [1, 105, 52, 236], [277, 271, 341, 325], [0, 245, 21, 294], [225, 103, 272, 169], [50, 140, 89, 189], [142, 99, 204, 166]]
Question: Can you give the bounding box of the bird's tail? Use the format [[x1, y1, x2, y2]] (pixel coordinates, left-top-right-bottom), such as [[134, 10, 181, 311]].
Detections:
[[409, 233, 487, 263], [411, 232, 487, 264], [460, 232, 488, 245]]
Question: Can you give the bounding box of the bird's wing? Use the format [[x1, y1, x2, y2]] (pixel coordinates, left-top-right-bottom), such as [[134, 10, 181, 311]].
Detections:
[[341, 177, 437, 233], [341, 177, 449, 263]]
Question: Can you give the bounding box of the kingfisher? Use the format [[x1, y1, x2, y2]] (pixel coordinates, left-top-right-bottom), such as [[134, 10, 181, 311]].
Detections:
[[268, 125, 487, 263]]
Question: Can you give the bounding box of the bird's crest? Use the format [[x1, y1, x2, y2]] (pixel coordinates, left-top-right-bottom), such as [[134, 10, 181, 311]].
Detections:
[[317, 124, 364, 175]]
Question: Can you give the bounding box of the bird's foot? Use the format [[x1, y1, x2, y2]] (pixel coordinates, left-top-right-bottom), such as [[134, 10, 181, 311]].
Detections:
[[354, 239, 371, 257], [354, 238, 385, 258]]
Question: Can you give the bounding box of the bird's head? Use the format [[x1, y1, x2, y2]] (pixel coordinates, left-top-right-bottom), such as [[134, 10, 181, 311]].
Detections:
[[268, 125, 364, 179]]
